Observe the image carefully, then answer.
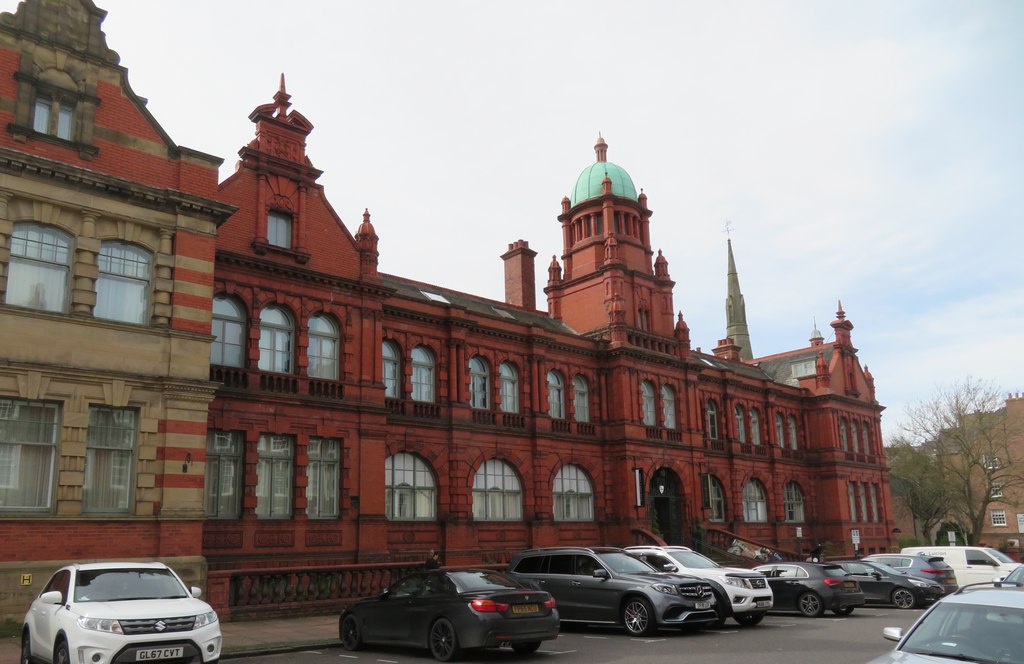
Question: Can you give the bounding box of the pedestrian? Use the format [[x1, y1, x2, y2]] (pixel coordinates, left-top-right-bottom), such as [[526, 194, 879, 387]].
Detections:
[[809, 542, 824, 563], [425, 549, 440, 570]]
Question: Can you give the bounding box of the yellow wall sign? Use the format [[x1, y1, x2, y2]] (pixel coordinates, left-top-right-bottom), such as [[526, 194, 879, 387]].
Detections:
[[21, 573, 32, 586]]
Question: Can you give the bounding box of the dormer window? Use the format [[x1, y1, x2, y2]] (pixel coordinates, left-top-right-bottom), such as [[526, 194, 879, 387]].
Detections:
[[33, 96, 75, 140], [267, 211, 292, 248]]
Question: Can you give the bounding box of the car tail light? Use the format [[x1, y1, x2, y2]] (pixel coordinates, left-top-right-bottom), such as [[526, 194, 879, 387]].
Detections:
[[543, 597, 556, 609], [470, 599, 510, 613], [922, 568, 945, 574], [823, 578, 844, 586]]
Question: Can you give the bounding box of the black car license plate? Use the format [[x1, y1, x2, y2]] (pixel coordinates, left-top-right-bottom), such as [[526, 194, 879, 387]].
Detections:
[[512, 603, 539, 614]]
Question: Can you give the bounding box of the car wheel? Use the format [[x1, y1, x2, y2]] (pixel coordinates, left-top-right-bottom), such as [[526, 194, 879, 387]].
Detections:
[[20, 630, 33, 664], [734, 612, 765, 626], [53, 639, 70, 664], [339, 614, 363, 651], [512, 641, 541, 654], [429, 618, 462, 662], [622, 597, 657, 636], [832, 606, 854, 616], [797, 592, 825, 617], [891, 588, 916, 609], [709, 591, 728, 628]]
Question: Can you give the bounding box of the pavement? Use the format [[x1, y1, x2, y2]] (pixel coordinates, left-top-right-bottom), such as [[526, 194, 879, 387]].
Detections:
[[3, 613, 341, 660]]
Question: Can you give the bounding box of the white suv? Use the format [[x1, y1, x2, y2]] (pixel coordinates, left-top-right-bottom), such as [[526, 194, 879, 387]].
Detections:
[[21, 561, 221, 664], [626, 545, 773, 626]]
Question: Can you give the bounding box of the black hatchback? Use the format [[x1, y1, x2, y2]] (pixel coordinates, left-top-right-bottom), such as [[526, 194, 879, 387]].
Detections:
[[833, 560, 944, 609], [753, 562, 866, 617]]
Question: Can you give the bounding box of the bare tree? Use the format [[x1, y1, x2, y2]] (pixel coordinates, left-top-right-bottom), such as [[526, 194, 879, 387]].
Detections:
[[898, 377, 1023, 544]]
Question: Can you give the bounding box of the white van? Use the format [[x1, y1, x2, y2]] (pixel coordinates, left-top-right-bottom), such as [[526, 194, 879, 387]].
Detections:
[[900, 546, 1019, 585]]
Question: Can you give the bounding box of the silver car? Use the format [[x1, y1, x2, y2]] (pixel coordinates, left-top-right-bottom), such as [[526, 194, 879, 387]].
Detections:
[[867, 584, 1024, 664]]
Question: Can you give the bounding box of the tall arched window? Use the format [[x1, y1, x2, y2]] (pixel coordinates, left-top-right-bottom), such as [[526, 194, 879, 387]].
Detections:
[[572, 375, 590, 423], [211, 296, 245, 367], [706, 400, 719, 440], [6, 223, 71, 312], [469, 356, 490, 409], [735, 405, 746, 443], [258, 306, 293, 373], [749, 408, 761, 444], [703, 475, 726, 522], [788, 415, 798, 449], [784, 481, 805, 522], [862, 423, 872, 455], [839, 418, 849, 450], [95, 241, 151, 324], [499, 362, 519, 413], [553, 464, 594, 521], [743, 479, 768, 522], [411, 346, 435, 402], [641, 381, 656, 426], [547, 371, 565, 419], [307, 314, 339, 379], [385, 452, 436, 520], [382, 341, 401, 398], [775, 413, 785, 446], [662, 385, 676, 430], [472, 459, 522, 521], [850, 421, 860, 453]]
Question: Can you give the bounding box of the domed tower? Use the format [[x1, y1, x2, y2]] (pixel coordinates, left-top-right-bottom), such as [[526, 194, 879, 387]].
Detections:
[[545, 136, 676, 339]]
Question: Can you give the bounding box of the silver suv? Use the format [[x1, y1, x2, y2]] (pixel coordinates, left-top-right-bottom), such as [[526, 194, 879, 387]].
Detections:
[[506, 546, 718, 636], [626, 545, 773, 626]]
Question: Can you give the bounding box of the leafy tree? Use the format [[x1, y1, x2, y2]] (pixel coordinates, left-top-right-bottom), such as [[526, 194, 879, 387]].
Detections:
[[896, 377, 1023, 544], [886, 438, 953, 542]]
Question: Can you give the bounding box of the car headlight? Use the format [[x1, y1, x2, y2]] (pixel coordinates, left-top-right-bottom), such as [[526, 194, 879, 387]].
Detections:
[[77, 616, 123, 634], [723, 577, 748, 588], [908, 579, 929, 588], [194, 611, 219, 628], [652, 583, 679, 595]]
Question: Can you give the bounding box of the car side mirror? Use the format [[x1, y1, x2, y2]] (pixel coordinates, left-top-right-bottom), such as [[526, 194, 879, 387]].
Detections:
[[593, 568, 609, 579], [40, 590, 63, 605], [662, 564, 678, 573], [882, 627, 904, 643], [379, 588, 391, 600], [190, 587, 203, 599], [873, 572, 882, 580]]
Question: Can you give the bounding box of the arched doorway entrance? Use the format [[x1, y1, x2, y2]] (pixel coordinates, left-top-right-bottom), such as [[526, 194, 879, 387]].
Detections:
[[649, 467, 684, 545]]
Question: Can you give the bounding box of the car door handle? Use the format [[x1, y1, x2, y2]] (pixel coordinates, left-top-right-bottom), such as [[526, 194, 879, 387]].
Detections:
[[571, 580, 581, 587]]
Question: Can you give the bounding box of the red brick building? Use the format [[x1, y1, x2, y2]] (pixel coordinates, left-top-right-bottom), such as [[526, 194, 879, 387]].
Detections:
[[1, 0, 895, 619]]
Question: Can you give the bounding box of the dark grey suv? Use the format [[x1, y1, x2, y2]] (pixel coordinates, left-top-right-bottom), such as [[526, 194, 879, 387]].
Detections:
[[507, 546, 718, 636]]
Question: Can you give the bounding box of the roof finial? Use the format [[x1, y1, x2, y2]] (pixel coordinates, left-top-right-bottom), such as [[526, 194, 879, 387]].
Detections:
[[595, 133, 608, 163], [273, 73, 292, 117]]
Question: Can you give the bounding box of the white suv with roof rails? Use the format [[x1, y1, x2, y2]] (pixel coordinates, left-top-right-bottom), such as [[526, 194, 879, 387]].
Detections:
[[625, 545, 773, 626]]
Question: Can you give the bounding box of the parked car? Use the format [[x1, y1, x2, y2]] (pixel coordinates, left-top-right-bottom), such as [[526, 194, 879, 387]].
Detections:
[[868, 583, 1024, 664], [996, 564, 1024, 586], [21, 561, 221, 664], [506, 546, 718, 636], [625, 545, 773, 626], [832, 560, 944, 609], [339, 568, 558, 661], [862, 553, 959, 595], [899, 545, 1020, 585], [752, 562, 866, 617]]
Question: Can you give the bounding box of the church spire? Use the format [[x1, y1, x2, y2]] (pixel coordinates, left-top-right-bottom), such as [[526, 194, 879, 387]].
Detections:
[[725, 238, 753, 361]]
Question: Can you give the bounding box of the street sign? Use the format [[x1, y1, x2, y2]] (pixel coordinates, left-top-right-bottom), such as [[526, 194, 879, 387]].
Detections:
[[851, 529, 860, 545], [795, 526, 803, 538], [948, 530, 956, 545]]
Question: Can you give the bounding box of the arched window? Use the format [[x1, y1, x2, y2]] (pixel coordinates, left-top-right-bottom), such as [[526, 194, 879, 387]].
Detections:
[[749, 408, 761, 444], [382, 341, 401, 398], [784, 481, 805, 522], [472, 459, 522, 521], [862, 423, 872, 455], [572, 375, 590, 423], [788, 415, 798, 449], [307, 314, 339, 380], [6, 223, 71, 312], [743, 479, 768, 522], [641, 381, 656, 426], [411, 346, 435, 402], [735, 404, 746, 443], [553, 464, 594, 521], [703, 475, 726, 522], [839, 418, 849, 451], [775, 413, 785, 446], [662, 385, 676, 430], [211, 296, 245, 367], [547, 371, 565, 419], [385, 452, 436, 520], [850, 421, 860, 453], [469, 356, 490, 409], [706, 400, 719, 440], [258, 306, 293, 373], [499, 362, 519, 413], [95, 241, 150, 324]]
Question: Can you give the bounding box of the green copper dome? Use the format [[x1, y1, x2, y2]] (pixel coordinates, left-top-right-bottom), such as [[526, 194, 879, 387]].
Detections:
[[571, 161, 638, 206]]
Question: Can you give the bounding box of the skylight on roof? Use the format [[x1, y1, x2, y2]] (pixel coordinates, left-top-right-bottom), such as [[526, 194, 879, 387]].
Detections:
[[791, 360, 815, 377], [491, 306, 515, 319], [420, 290, 450, 304]]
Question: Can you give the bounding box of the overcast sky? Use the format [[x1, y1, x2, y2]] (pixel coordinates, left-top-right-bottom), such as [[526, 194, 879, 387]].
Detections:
[[91, 0, 1023, 440]]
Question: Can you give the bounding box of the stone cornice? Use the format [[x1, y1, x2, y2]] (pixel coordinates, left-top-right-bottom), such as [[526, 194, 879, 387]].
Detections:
[[216, 251, 394, 298]]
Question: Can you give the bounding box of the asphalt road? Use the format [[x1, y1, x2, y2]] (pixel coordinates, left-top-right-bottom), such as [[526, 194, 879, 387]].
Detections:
[[226, 607, 924, 664]]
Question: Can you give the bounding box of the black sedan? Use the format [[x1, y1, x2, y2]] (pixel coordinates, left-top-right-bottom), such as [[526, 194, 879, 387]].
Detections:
[[833, 559, 944, 609], [339, 568, 559, 661], [753, 562, 866, 617]]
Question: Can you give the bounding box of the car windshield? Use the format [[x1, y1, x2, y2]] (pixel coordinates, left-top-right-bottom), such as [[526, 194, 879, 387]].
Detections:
[[901, 602, 1024, 664], [450, 570, 522, 592], [598, 552, 659, 574], [74, 569, 189, 602], [868, 562, 904, 576], [985, 548, 1017, 564], [821, 565, 847, 579], [923, 557, 952, 569], [668, 551, 720, 569]]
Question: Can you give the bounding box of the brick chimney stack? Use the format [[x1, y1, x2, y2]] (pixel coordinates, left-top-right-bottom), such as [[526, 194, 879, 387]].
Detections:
[[501, 239, 538, 310]]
